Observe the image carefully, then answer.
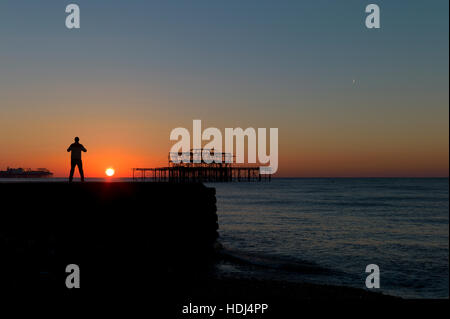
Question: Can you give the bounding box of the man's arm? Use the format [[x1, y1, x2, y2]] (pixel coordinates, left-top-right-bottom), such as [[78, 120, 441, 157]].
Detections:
[[67, 145, 72, 152], [81, 145, 87, 152]]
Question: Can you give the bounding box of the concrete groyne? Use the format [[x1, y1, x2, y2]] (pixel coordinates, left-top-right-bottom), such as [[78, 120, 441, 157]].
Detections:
[[0, 182, 218, 289]]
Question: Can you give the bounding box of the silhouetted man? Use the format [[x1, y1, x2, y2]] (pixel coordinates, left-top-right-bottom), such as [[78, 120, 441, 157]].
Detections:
[[67, 137, 87, 182]]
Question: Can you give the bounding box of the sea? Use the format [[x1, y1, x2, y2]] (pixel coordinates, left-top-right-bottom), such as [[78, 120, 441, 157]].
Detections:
[[207, 178, 449, 299], [1, 177, 448, 298]]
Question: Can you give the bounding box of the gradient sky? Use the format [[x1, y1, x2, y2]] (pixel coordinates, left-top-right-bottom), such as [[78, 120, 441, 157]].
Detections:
[[0, 0, 448, 177]]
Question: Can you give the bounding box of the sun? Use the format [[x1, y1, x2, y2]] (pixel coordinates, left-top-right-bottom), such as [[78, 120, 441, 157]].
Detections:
[[105, 168, 115, 177]]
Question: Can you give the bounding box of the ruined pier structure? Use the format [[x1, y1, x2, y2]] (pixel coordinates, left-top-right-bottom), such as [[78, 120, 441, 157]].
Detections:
[[133, 149, 271, 182]]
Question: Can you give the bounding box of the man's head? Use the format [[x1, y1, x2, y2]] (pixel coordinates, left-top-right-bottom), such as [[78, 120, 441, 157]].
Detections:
[[74, 137, 80, 143]]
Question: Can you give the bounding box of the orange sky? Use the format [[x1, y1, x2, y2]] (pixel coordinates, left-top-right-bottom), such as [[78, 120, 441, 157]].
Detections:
[[0, 82, 448, 178], [0, 82, 448, 177], [0, 111, 448, 178]]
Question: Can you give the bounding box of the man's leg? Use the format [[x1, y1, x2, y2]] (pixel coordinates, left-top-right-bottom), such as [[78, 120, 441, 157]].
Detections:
[[69, 160, 76, 182], [78, 160, 85, 182]]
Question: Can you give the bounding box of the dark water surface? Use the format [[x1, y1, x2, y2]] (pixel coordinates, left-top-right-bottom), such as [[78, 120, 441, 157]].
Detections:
[[208, 178, 449, 299]]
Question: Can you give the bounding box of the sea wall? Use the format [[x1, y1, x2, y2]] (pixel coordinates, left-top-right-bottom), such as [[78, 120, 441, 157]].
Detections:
[[0, 182, 218, 289]]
